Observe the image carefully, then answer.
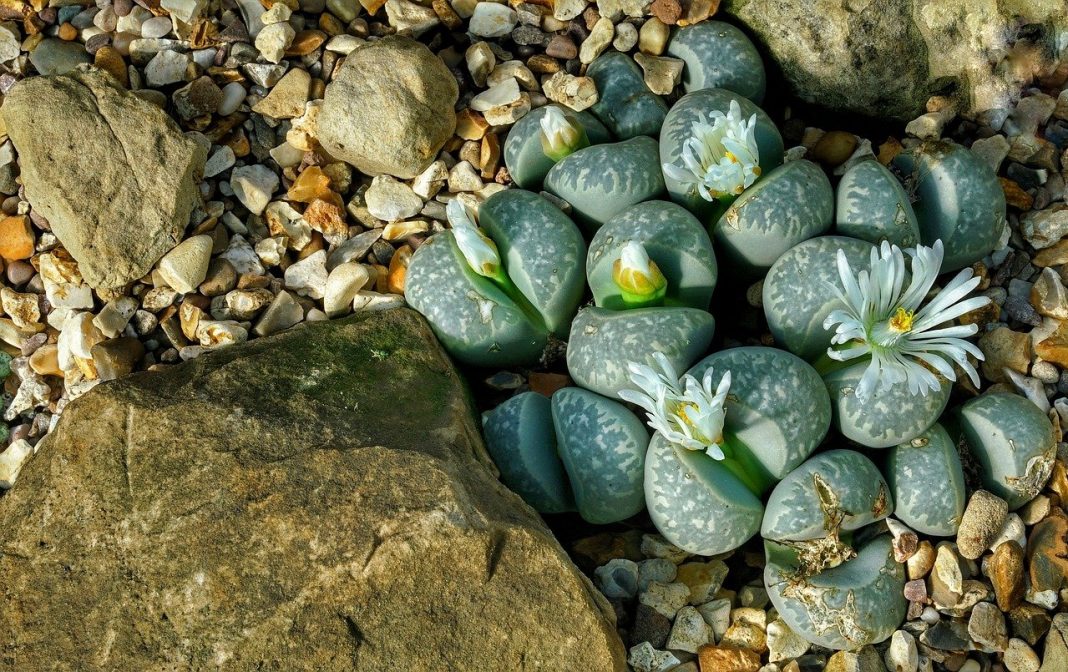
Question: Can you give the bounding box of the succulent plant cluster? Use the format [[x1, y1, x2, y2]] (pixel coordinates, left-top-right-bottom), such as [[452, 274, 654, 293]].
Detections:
[[405, 22, 1056, 651]]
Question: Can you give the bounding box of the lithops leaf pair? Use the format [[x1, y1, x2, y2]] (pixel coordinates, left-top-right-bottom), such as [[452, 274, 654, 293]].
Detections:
[[665, 21, 767, 103], [642, 347, 831, 555], [760, 450, 904, 650], [502, 104, 612, 189], [836, 159, 921, 248], [406, 189, 585, 366], [482, 387, 648, 524], [586, 52, 668, 140], [885, 423, 967, 536]]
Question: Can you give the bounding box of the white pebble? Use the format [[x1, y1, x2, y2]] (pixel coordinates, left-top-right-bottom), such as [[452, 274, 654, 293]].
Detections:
[[884, 630, 918, 672], [352, 291, 404, 312], [140, 15, 173, 39], [204, 146, 236, 179], [468, 2, 517, 37], [217, 81, 247, 116], [0, 440, 34, 490], [323, 263, 370, 317], [230, 164, 279, 216], [284, 250, 329, 300], [365, 175, 423, 222], [469, 77, 521, 112], [158, 235, 213, 294], [255, 21, 295, 64]]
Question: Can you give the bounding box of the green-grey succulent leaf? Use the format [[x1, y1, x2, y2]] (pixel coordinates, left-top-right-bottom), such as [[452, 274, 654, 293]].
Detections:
[[765, 535, 906, 650], [954, 393, 1056, 510], [545, 136, 666, 232], [763, 236, 875, 362], [761, 450, 892, 542], [665, 21, 766, 102], [482, 392, 575, 514], [688, 347, 830, 480], [714, 159, 833, 279], [836, 159, 920, 248], [587, 200, 717, 310], [660, 88, 783, 220], [587, 51, 668, 140], [406, 232, 547, 366], [885, 423, 966, 536], [479, 189, 586, 338], [891, 140, 1006, 272], [552, 387, 649, 524], [502, 104, 612, 189], [646, 433, 764, 555], [567, 305, 715, 398], [823, 360, 951, 449]]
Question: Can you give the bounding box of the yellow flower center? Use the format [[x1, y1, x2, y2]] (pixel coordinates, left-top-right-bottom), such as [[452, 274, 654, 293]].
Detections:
[[889, 306, 915, 333]]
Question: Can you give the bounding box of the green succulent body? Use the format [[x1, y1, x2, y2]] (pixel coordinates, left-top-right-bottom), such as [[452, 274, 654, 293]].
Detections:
[[587, 52, 668, 140]]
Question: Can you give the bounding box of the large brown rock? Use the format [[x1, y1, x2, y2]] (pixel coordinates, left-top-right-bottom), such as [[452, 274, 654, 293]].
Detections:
[[1, 68, 206, 288], [317, 36, 458, 179], [0, 309, 626, 670]]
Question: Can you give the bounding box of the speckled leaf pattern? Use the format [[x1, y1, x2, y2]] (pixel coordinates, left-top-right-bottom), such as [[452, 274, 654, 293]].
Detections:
[[552, 387, 649, 524], [660, 89, 784, 220], [956, 393, 1057, 510], [714, 159, 833, 278], [567, 306, 716, 398], [645, 434, 763, 555], [587, 200, 717, 310], [763, 236, 875, 362], [405, 233, 547, 366], [479, 189, 586, 338], [545, 136, 666, 231], [891, 140, 1006, 272], [482, 392, 576, 514], [765, 535, 906, 650], [761, 450, 892, 542], [687, 347, 830, 480], [885, 423, 966, 536], [823, 360, 951, 449], [587, 52, 669, 140], [502, 104, 612, 189], [835, 159, 920, 247], [665, 21, 767, 102]]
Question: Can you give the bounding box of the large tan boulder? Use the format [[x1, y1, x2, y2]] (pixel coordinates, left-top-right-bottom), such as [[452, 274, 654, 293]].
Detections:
[[1, 68, 207, 288], [0, 309, 626, 671]]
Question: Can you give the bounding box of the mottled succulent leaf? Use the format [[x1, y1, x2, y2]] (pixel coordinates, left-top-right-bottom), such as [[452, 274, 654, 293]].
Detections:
[[891, 140, 1006, 272], [823, 360, 950, 449], [479, 189, 586, 338], [482, 392, 575, 514], [545, 136, 666, 232], [502, 104, 611, 189], [587, 52, 669, 140], [405, 232, 547, 366], [566, 305, 715, 398], [645, 434, 763, 555], [763, 236, 875, 362], [885, 423, 966, 536], [551, 387, 649, 524], [835, 159, 920, 248], [714, 159, 833, 279], [587, 200, 717, 310], [665, 21, 767, 102]]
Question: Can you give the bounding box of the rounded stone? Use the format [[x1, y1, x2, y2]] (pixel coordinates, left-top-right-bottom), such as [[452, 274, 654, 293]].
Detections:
[[956, 490, 1009, 560], [665, 21, 766, 102], [835, 159, 920, 248], [318, 36, 458, 179], [502, 104, 611, 189], [885, 423, 966, 536]]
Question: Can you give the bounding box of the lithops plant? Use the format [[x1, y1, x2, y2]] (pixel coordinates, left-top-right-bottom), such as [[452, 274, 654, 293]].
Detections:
[[502, 104, 612, 189], [891, 139, 1006, 272], [951, 393, 1057, 510], [763, 236, 875, 362], [884, 423, 967, 536], [820, 240, 989, 448], [836, 159, 920, 248], [765, 534, 906, 650], [713, 158, 833, 279], [405, 189, 585, 366], [586, 52, 668, 140], [631, 348, 831, 555], [481, 387, 649, 524], [664, 21, 766, 102], [587, 200, 717, 310], [660, 88, 784, 222], [545, 135, 666, 232]]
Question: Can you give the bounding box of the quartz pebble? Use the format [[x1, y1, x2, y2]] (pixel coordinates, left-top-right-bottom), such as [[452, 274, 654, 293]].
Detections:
[[230, 165, 279, 216], [468, 2, 517, 37], [0, 439, 34, 489], [158, 235, 213, 295], [666, 605, 711, 653], [365, 176, 423, 221]]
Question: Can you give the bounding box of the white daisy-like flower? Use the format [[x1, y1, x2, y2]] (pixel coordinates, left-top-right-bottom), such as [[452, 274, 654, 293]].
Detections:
[[662, 99, 761, 201], [619, 352, 731, 460], [447, 198, 501, 279], [823, 239, 990, 400], [613, 241, 667, 304], [539, 107, 587, 161]]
